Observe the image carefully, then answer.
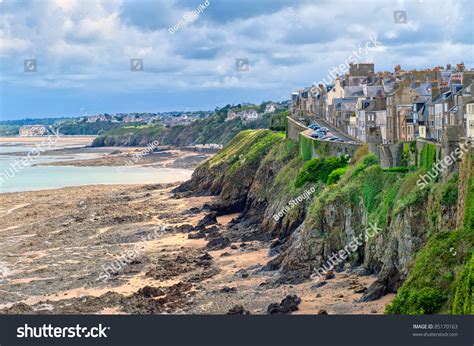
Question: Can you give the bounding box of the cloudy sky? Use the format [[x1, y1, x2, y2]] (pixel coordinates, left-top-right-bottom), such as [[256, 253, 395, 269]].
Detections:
[[0, 0, 472, 119]]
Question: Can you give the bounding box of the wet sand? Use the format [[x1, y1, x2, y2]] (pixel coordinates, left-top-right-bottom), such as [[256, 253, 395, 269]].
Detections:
[[38, 147, 214, 170]]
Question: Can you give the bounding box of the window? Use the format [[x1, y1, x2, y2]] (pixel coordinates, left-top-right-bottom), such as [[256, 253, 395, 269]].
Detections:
[[467, 104, 474, 115]]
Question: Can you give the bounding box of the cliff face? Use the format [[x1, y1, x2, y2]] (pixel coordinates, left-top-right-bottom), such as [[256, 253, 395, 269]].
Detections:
[[176, 129, 314, 243], [177, 129, 473, 314]]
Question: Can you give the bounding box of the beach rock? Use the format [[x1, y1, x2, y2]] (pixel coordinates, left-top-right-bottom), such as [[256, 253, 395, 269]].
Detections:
[[353, 285, 367, 293], [317, 309, 328, 315], [0, 302, 34, 314], [188, 231, 206, 239], [310, 281, 327, 290], [266, 295, 301, 314], [196, 212, 218, 228], [198, 252, 213, 262], [220, 286, 237, 293], [234, 269, 249, 278], [226, 305, 250, 315], [324, 271, 335, 280], [176, 224, 194, 233], [204, 226, 220, 239], [137, 286, 165, 298], [186, 207, 201, 214], [206, 236, 230, 251]]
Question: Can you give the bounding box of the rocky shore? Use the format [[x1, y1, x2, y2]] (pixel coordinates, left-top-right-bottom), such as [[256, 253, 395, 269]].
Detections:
[[0, 183, 390, 315]]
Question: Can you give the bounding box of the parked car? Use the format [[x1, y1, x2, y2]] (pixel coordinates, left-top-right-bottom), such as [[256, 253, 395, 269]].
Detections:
[[335, 138, 345, 143], [320, 127, 329, 132], [328, 137, 339, 142], [315, 129, 327, 135], [321, 135, 338, 141], [311, 131, 322, 138], [308, 123, 320, 130]]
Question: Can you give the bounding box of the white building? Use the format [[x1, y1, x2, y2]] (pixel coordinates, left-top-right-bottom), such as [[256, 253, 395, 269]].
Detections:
[[466, 102, 474, 139], [19, 125, 47, 137], [264, 103, 276, 114]]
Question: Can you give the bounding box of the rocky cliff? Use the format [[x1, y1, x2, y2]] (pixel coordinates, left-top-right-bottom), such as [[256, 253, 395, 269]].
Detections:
[[176, 129, 473, 314]]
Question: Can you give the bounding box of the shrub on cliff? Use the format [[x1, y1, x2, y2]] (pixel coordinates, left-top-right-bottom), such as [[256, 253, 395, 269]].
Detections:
[[326, 166, 348, 185], [295, 155, 349, 188]]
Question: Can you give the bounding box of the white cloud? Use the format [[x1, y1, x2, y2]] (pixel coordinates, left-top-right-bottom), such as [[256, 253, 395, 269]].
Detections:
[[0, 0, 472, 110]]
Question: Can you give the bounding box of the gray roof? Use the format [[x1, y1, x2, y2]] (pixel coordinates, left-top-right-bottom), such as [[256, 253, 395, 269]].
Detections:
[[366, 85, 384, 97], [344, 86, 364, 97]]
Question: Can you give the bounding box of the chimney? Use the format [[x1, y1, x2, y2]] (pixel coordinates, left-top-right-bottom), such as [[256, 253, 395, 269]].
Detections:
[[375, 95, 386, 110], [431, 81, 440, 100]]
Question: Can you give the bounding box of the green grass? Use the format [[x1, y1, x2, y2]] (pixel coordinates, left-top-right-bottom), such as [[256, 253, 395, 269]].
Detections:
[[208, 130, 284, 173]]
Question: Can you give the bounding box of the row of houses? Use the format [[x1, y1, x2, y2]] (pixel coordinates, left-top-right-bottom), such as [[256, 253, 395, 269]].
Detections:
[[226, 109, 261, 123], [83, 112, 205, 125], [19, 125, 48, 137], [225, 103, 278, 123], [290, 63, 474, 144]]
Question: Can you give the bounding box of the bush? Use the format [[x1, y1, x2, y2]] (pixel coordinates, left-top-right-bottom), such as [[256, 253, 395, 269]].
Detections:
[[387, 287, 446, 314], [351, 153, 379, 177], [327, 166, 348, 185], [295, 156, 349, 187], [363, 153, 379, 166]]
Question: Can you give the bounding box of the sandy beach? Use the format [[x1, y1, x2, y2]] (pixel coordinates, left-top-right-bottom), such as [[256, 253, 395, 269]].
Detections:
[[0, 181, 392, 315]]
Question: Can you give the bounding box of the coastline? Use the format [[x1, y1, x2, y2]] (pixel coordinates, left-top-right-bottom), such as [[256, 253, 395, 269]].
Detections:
[[0, 136, 393, 314], [0, 182, 392, 314]]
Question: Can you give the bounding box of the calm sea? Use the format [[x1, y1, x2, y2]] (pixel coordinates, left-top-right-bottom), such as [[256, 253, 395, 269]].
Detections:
[[0, 142, 192, 193]]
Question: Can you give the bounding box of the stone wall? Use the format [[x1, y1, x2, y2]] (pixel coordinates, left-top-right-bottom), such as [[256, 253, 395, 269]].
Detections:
[[371, 143, 404, 168], [287, 116, 307, 141], [442, 125, 464, 178], [299, 132, 360, 160]]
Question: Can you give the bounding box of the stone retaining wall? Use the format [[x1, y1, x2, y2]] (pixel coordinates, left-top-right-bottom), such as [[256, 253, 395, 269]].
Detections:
[[287, 116, 308, 141]]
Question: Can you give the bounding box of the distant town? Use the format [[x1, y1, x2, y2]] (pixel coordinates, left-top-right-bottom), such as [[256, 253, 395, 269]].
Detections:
[[9, 102, 284, 137], [290, 62, 473, 144]]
